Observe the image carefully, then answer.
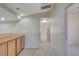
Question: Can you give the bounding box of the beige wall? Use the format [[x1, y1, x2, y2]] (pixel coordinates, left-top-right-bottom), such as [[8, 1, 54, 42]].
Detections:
[[50, 3, 70, 55], [0, 22, 19, 34], [68, 12, 79, 46]]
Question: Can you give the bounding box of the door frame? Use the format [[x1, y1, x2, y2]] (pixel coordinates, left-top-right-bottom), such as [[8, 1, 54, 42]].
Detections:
[[65, 3, 74, 56]]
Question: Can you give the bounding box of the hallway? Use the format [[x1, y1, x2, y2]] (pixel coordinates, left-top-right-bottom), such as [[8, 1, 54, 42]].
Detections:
[[0, 3, 71, 56]]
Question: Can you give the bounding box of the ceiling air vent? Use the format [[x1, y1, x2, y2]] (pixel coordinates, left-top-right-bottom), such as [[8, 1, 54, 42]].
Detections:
[[41, 3, 52, 10]]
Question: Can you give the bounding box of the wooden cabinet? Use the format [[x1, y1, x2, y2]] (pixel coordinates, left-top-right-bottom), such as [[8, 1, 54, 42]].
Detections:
[[0, 43, 7, 56], [16, 36, 25, 55], [17, 37, 21, 55], [8, 40, 16, 56], [0, 34, 25, 56], [21, 36, 25, 49]]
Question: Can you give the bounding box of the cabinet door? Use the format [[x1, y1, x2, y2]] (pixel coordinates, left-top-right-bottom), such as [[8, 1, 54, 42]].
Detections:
[[17, 38, 21, 54], [21, 36, 24, 49], [8, 40, 16, 56], [0, 43, 7, 56]]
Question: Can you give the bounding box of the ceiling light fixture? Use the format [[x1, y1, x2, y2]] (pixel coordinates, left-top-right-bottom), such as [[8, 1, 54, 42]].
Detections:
[[19, 13, 24, 16], [0, 17, 5, 21], [40, 18, 48, 23], [17, 15, 21, 19], [41, 19, 48, 23], [17, 13, 24, 19]]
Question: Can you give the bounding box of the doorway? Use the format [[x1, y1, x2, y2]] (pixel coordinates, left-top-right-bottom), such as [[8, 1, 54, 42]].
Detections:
[[40, 18, 50, 46]]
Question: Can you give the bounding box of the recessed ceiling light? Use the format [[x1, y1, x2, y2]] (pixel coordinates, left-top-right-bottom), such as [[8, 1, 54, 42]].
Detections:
[[0, 17, 5, 21], [40, 18, 48, 23], [19, 13, 24, 16], [17, 15, 21, 19], [17, 13, 24, 19], [41, 19, 48, 23]]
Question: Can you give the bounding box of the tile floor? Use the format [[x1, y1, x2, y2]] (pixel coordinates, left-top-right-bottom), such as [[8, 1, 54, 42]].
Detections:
[[19, 42, 57, 56], [67, 46, 79, 56]]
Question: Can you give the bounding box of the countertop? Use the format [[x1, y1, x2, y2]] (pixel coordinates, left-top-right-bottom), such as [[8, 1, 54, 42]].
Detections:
[[0, 33, 24, 44]]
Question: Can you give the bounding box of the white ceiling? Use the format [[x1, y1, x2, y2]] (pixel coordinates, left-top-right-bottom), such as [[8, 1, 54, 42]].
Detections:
[[5, 3, 51, 16], [68, 4, 79, 15], [0, 7, 17, 22], [0, 3, 52, 22]]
